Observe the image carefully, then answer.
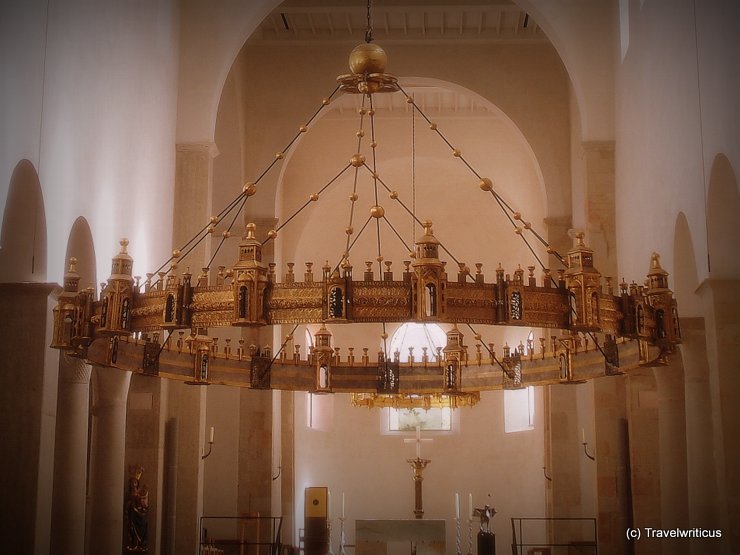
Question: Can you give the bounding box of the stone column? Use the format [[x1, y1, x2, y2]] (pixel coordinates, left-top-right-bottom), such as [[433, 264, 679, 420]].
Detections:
[[654, 363, 689, 554], [679, 317, 721, 554], [593, 376, 630, 555], [627, 370, 662, 555], [0, 283, 58, 554], [581, 141, 616, 278], [50, 353, 92, 555], [238, 388, 273, 516], [697, 279, 740, 553], [175, 142, 219, 266], [87, 366, 132, 554], [167, 379, 206, 555]]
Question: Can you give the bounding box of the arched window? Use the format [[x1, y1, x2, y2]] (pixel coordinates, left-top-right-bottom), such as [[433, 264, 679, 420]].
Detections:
[[165, 294, 175, 323], [238, 285, 249, 318], [389, 323, 446, 363]]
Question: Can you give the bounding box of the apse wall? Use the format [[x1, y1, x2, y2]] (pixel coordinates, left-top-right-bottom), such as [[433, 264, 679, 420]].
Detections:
[[1, 0, 180, 285], [614, 0, 740, 282]]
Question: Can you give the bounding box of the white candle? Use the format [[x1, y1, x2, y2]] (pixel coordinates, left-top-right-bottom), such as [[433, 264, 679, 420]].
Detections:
[[416, 426, 421, 458], [469, 493, 473, 519], [455, 492, 460, 519], [209, 426, 215, 443], [328, 490, 331, 516], [581, 428, 585, 443], [342, 492, 345, 518]]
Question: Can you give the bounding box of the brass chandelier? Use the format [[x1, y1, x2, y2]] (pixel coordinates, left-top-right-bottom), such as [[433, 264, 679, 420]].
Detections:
[[50, 3, 681, 409]]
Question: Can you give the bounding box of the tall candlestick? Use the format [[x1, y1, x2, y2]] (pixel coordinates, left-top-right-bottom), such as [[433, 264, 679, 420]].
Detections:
[[581, 428, 585, 443], [342, 492, 345, 519], [209, 426, 215, 443], [468, 493, 473, 519], [455, 492, 460, 519]]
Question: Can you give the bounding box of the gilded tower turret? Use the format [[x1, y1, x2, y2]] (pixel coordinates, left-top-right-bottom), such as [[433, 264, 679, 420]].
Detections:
[[411, 221, 446, 320], [645, 253, 680, 345], [98, 239, 134, 336], [51, 257, 81, 349], [232, 223, 269, 326], [563, 232, 602, 332]]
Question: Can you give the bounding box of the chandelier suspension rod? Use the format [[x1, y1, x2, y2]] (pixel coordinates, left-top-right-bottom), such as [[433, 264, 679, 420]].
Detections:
[[206, 194, 250, 269], [411, 92, 417, 247], [332, 215, 374, 274], [263, 323, 301, 375], [367, 95, 385, 277], [464, 324, 510, 375], [381, 216, 413, 254], [148, 84, 342, 278], [149, 190, 247, 278], [262, 163, 353, 248], [397, 84, 567, 268], [364, 0, 374, 43], [345, 95, 369, 256], [360, 163, 473, 274]]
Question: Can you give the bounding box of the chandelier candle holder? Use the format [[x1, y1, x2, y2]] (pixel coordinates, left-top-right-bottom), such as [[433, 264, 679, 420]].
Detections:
[[50, 6, 681, 410]]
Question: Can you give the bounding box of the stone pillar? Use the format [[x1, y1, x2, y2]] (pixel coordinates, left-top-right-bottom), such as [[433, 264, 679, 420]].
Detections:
[[50, 353, 92, 555], [0, 283, 58, 554], [593, 376, 630, 555], [627, 370, 662, 555], [87, 366, 132, 554], [654, 363, 689, 554], [581, 141, 616, 278], [125, 373, 166, 553], [697, 279, 740, 553], [280, 390, 296, 547], [175, 143, 218, 266], [167, 379, 206, 554], [238, 388, 273, 516], [679, 317, 721, 554]]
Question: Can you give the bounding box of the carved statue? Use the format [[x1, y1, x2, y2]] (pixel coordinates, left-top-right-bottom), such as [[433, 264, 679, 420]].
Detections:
[[125, 464, 149, 552]]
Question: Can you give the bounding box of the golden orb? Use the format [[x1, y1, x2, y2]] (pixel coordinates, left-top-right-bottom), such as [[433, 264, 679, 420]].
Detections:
[[350, 154, 366, 167], [243, 182, 257, 196], [310, 193, 319, 202], [479, 177, 493, 191], [370, 205, 385, 218], [172, 249, 181, 258], [349, 193, 359, 201], [267, 229, 277, 240], [349, 42, 388, 75]]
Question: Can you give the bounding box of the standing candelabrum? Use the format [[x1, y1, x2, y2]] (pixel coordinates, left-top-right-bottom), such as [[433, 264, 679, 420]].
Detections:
[[455, 516, 461, 555], [338, 516, 348, 555], [467, 514, 473, 555], [326, 517, 335, 555]]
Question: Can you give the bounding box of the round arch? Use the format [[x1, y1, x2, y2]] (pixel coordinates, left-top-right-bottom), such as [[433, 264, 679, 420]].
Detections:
[[673, 212, 701, 318], [179, 0, 614, 146], [0, 159, 46, 282], [706, 153, 740, 278], [64, 217, 97, 294]]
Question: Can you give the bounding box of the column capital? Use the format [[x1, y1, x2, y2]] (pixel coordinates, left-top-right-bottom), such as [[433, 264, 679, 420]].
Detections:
[[59, 353, 91, 385], [176, 142, 220, 159]]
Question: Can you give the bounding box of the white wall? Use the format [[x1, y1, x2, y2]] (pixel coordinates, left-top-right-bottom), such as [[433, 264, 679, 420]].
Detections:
[[1, 0, 180, 285], [295, 390, 546, 553], [614, 0, 740, 283]]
